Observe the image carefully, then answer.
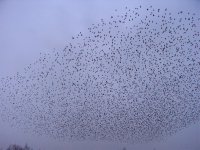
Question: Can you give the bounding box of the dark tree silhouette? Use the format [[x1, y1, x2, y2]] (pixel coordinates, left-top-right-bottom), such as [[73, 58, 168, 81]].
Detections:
[[6, 144, 32, 150]]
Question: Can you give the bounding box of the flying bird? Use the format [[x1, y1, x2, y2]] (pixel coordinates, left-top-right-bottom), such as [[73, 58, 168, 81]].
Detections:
[[0, 6, 200, 144]]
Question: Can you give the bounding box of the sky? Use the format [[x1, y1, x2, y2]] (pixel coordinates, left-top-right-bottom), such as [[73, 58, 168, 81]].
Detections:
[[0, 0, 200, 77], [0, 0, 200, 150]]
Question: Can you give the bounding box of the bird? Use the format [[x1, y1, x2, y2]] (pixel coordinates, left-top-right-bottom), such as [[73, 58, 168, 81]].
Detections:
[[0, 5, 200, 144]]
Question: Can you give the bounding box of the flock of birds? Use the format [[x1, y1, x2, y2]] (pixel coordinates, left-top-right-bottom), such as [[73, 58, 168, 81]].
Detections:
[[0, 6, 200, 144]]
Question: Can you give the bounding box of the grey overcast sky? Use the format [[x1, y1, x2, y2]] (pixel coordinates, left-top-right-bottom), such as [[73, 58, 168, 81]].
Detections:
[[0, 0, 200, 77], [0, 0, 200, 150]]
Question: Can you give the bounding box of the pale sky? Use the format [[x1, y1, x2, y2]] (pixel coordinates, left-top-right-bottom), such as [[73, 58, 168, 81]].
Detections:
[[0, 0, 200, 150], [0, 0, 200, 77]]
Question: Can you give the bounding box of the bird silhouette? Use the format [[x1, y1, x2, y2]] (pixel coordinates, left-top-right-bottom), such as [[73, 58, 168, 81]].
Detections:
[[0, 6, 200, 144]]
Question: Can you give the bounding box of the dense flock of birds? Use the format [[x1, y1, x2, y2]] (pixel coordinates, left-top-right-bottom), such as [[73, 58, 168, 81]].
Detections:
[[0, 6, 200, 144]]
